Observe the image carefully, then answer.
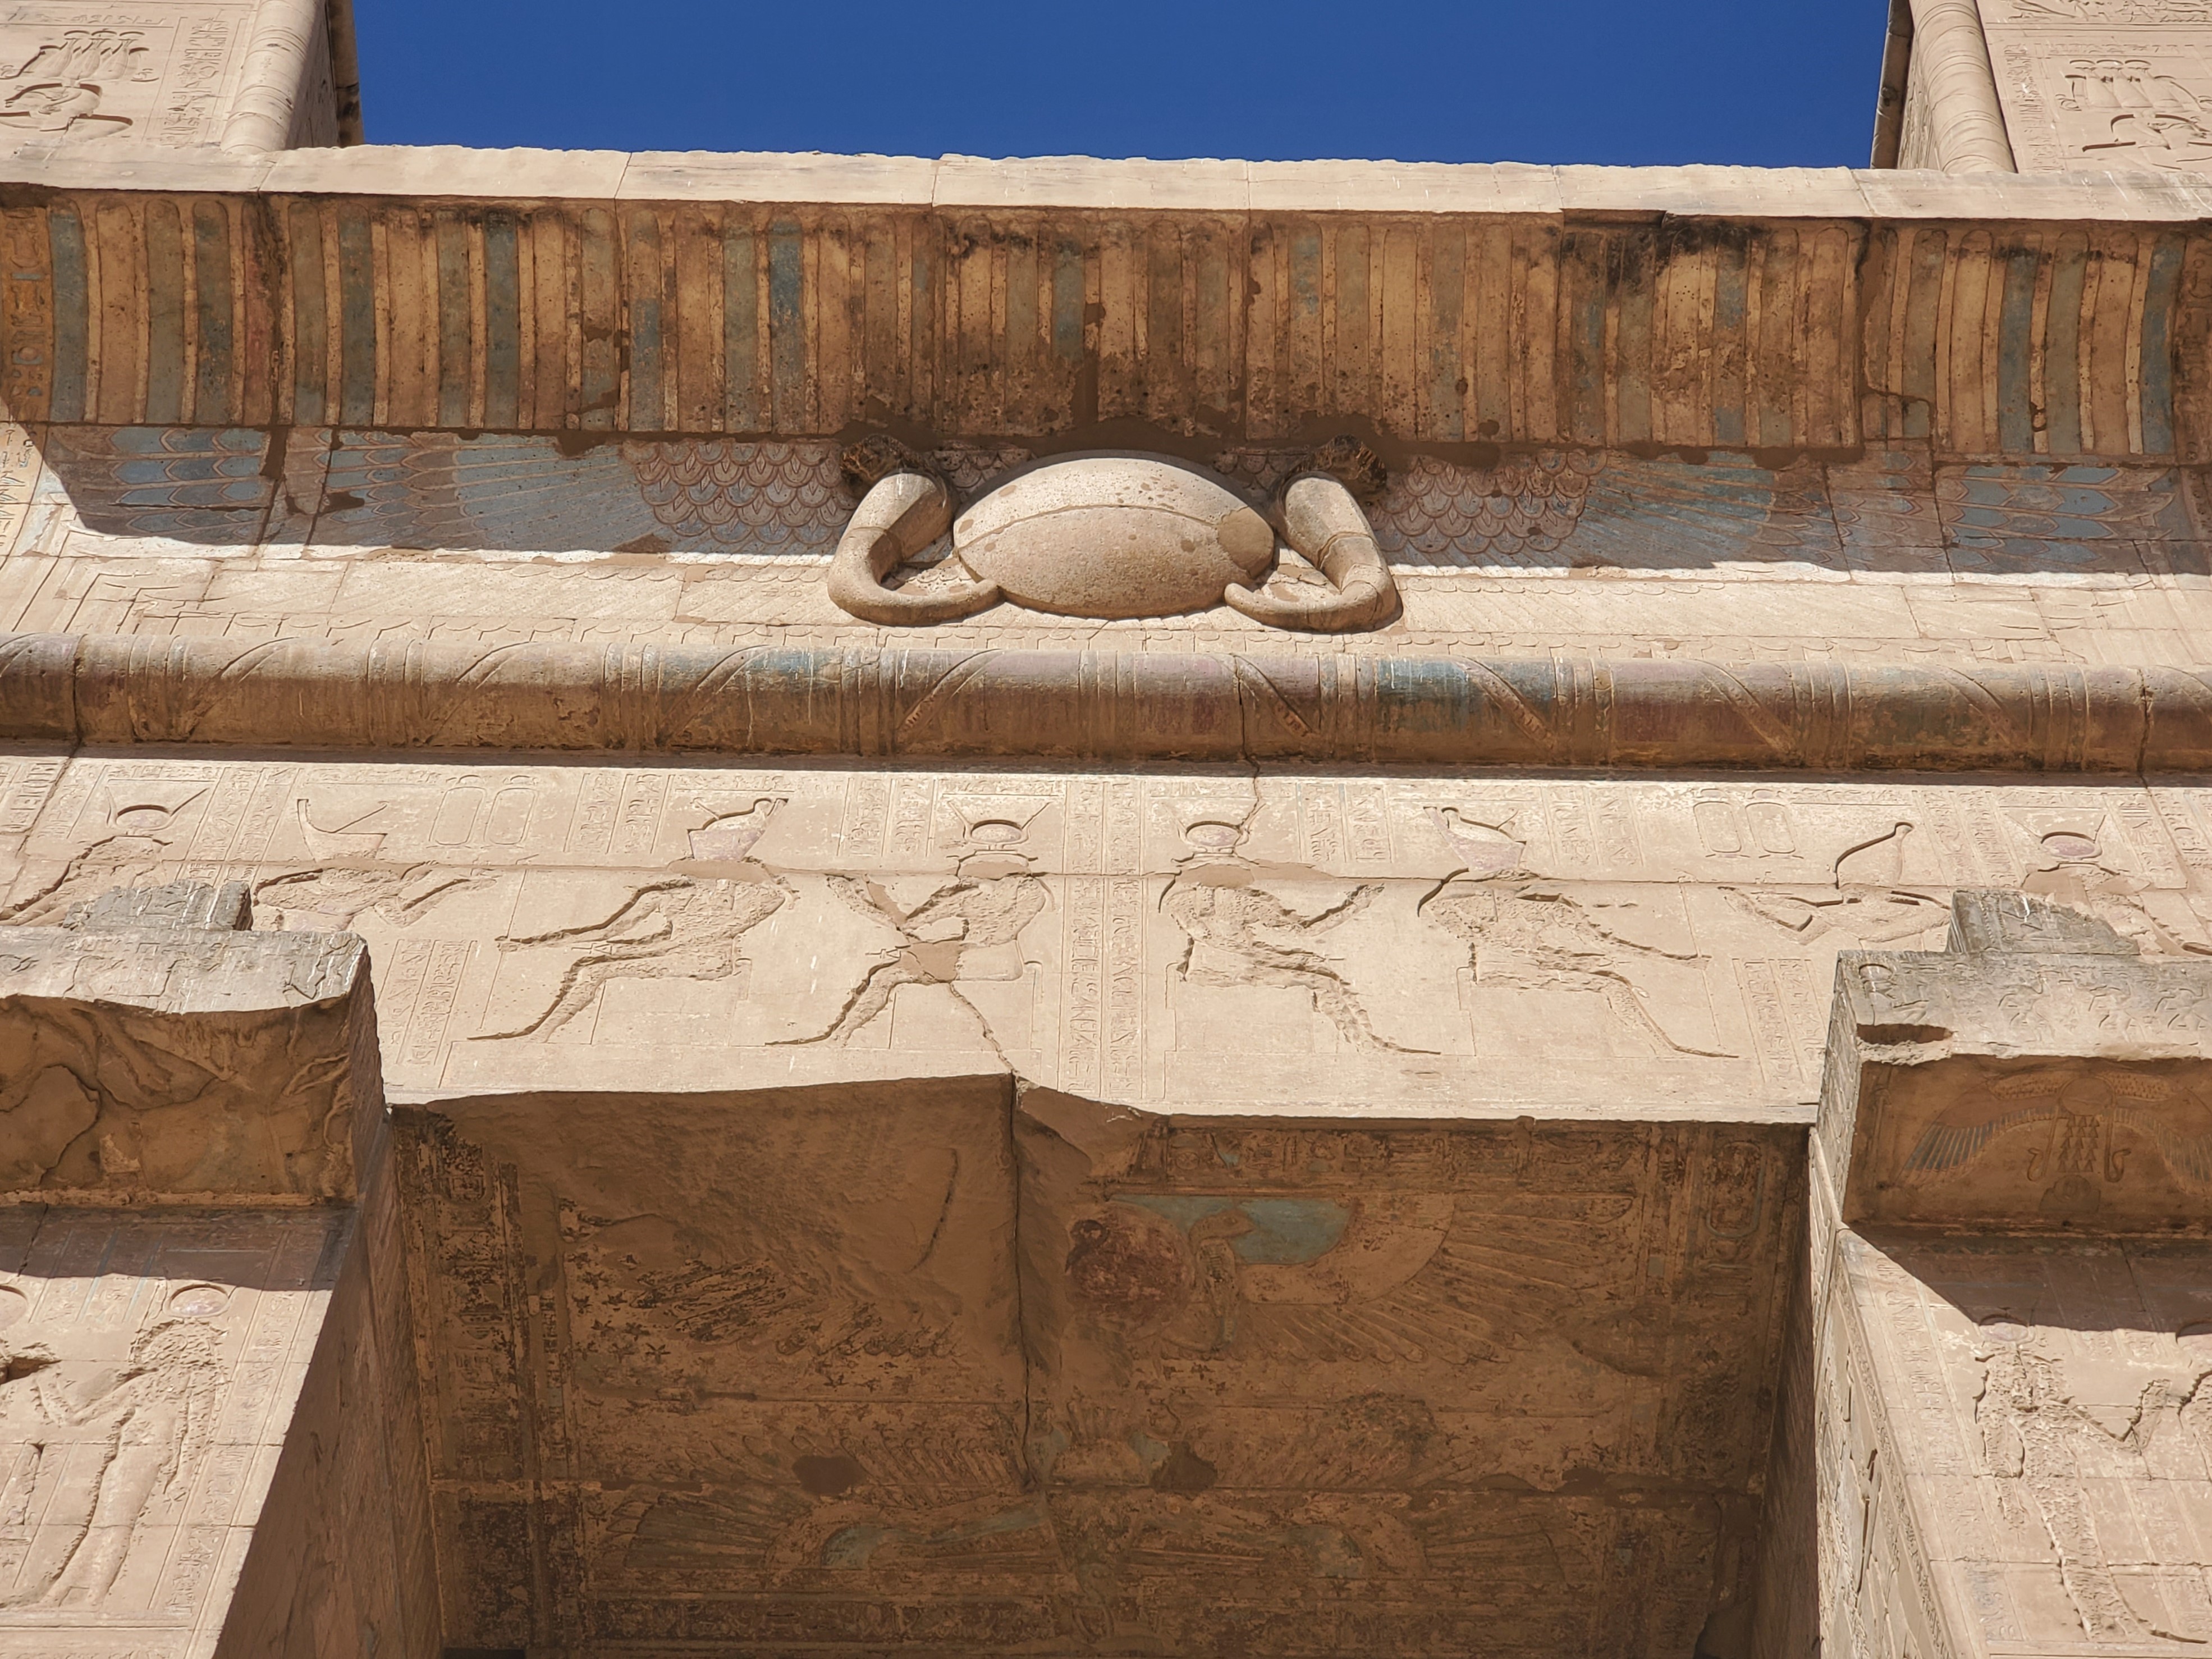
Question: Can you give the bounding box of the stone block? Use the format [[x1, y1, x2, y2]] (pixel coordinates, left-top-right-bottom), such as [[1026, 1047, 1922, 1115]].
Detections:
[[1822, 890, 2212, 1230], [1248, 158, 1563, 213], [0, 883, 381, 1200], [1554, 162, 1870, 218], [260, 141, 630, 199], [933, 151, 1249, 209]]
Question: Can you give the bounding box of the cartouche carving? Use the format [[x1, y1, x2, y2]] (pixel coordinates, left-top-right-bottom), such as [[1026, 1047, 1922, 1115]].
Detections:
[[827, 439, 1401, 632]]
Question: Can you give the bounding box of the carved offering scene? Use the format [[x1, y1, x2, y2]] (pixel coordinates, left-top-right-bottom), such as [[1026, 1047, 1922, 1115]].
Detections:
[[1816, 1229, 2212, 1659], [0, 1206, 407, 1657]]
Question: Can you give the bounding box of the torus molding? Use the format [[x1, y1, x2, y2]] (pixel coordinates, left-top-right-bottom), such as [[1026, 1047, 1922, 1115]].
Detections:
[[0, 152, 2204, 458], [7, 630, 2212, 770]]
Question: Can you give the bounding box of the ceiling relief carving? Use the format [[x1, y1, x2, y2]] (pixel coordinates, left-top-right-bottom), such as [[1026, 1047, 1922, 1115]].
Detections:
[[826, 439, 1402, 632]]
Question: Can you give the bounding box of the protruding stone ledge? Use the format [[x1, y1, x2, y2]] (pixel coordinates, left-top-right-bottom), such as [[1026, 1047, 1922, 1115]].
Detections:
[[3, 631, 2212, 771], [0, 881, 382, 1202], [1820, 890, 2212, 1231]]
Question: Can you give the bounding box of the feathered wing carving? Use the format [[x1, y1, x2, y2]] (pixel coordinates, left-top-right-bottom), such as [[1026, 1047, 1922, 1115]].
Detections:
[[1354, 450, 1831, 571], [1372, 453, 1602, 565], [1903, 1071, 2212, 1192], [303, 433, 854, 555], [624, 441, 848, 553], [2109, 1104, 2212, 1190], [1905, 1102, 2064, 1175]]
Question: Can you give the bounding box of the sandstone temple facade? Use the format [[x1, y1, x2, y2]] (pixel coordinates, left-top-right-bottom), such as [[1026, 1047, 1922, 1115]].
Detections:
[[3, 1, 2212, 1655]]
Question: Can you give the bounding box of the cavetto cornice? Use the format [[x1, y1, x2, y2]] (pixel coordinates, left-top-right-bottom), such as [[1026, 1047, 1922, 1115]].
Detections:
[[5, 631, 2211, 773], [0, 149, 2203, 461]]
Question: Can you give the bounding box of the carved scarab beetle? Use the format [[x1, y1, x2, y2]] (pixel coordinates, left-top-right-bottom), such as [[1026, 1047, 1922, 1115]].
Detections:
[[827, 437, 1399, 632]]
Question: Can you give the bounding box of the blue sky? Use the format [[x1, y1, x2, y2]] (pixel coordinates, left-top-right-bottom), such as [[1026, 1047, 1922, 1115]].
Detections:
[[356, 0, 1885, 168]]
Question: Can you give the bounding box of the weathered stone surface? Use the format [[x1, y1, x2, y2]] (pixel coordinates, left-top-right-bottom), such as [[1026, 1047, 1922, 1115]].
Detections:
[[0, 0, 355, 158], [1819, 1227, 2212, 1658], [5, 4, 2211, 1652], [1977, 0, 2212, 177], [1885, 0, 2212, 190], [10, 632, 2212, 770], [1760, 885, 2212, 1659], [2, 753, 2209, 1123], [0, 880, 380, 1200]]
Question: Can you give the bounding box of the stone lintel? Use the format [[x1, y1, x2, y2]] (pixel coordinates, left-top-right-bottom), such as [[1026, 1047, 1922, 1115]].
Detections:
[[0, 143, 2203, 221], [0, 882, 382, 1201]]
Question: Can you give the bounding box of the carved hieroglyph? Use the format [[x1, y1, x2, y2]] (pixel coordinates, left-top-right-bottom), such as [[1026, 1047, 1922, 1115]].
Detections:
[[1816, 1228, 2212, 1659], [0, 2, 262, 150], [1974, 0, 2212, 173]]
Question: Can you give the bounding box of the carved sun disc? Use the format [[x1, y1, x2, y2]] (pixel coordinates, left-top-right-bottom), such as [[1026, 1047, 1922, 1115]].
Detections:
[[951, 456, 1276, 619], [168, 1282, 231, 1317]]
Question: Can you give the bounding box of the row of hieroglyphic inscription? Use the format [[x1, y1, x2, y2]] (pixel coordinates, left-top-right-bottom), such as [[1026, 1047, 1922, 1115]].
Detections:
[[10, 752, 2212, 1107]]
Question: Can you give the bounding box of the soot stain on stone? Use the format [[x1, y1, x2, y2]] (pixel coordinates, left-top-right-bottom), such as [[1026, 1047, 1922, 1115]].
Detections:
[[794, 1453, 865, 1497], [1149, 1442, 1217, 1493]]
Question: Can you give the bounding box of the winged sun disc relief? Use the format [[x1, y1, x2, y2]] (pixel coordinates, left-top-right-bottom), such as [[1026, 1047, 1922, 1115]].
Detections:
[[825, 436, 1402, 632]]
